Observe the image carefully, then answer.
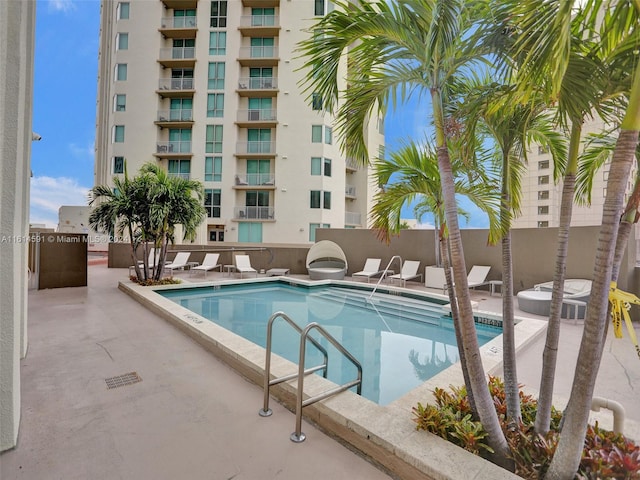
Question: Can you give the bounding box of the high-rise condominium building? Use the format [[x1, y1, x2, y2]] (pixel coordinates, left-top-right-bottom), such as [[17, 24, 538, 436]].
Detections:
[[95, 0, 384, 244], [513, 116, 637, 229]]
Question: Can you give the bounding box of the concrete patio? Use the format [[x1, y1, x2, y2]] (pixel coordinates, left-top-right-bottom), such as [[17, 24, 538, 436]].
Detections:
[[1, 262, 638, 479]]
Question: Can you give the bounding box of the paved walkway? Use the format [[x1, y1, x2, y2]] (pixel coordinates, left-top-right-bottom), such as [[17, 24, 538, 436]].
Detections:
[[0, 265, 392, 480]]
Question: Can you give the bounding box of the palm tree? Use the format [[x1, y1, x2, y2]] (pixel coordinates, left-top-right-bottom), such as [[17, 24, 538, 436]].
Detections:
[[371, 139, 501, 417], [138, 163, 206, 281], [298, 0, 513, 464], [454, 80, 568, 425]]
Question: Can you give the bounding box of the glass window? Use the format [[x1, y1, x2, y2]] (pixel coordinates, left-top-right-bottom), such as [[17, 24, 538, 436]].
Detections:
[[207, 93, 224, 117], [246, 159, 271, 185], [204, 188, 221, 218], [323, 158, 332, 177], [250, 37, 274, 58], [538, 205, 549, 215], [114, 94, 126, 112], [209, 32, 227, 55], [311, 125, 322, 143], [113, 156, 124, 174], [206, 125, 223, 153], [210, 1, 228, 28], [238, 222, 262, 243], [117, 32, 128, 50], [117, 2, 130, 19], [538, 190, 549, 200], [538, 175, 549, 185], [116, 63, 127, 81], [309, 223, 330, 242], [247, 128, 271, 153], [312, 93, 322, 110], [538, 145, 550, 155], [251, 7, 275, 26], [205, 156, 222, 182], [114, 125, 125, 143], [538, 221, 549, 228], [323, 191, 331, 209], [325, 126, 332, 144], [168, 159, 191, 179], [311, 157, 321, 175], [314, 0, 324, 15], [310, 190, 321, 209], [377, 116, 384, 134], [378, 145, 385, 160], [538, 160, 549, 169], [208, 62, 225, 89]]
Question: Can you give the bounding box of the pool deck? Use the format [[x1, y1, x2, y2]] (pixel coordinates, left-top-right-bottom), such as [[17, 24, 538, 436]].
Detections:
[[1, 263, 638, 479]]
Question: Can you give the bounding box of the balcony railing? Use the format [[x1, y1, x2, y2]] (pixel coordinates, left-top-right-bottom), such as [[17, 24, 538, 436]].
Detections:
[[161, 16, 197, 28], [239, 46, 278, 59], [234, 206, 274, 220], [239, 14, 278, 27], [158, 77, 194, 90], [236, 141, 275, 154], [346, 158, 360, 171], [159, 47, 196, 60], [168, 172, 191, 180], [156, 141, 192, 153], [238, 76, 278, 90], [237, 109, 277, 122], [157, 109, 193, 122], [345, 211, 361, 225], [235, 173, 275, 186], [345, 185, 356, 197]]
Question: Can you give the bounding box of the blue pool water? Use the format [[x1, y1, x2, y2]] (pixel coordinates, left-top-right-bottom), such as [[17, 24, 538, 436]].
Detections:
[[159, 282, 501, 405]]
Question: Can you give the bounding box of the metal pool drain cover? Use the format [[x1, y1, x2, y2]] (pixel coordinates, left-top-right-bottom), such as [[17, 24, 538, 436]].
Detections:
[[105, 372, 142, 389]]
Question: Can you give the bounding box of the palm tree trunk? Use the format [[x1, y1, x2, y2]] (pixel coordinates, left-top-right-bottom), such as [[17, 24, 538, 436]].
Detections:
[[535, 121, 582, 435], [431, 88, 512, 467], [545, 128, 639, 479]]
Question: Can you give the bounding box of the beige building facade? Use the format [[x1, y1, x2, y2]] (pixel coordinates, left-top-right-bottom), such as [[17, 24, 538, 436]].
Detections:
[[94, 0, 383, 245], [0, 0, 36, 452]]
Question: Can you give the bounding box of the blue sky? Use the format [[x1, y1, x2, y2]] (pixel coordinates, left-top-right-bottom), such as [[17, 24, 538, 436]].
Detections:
[[31, 0, 489, 229]]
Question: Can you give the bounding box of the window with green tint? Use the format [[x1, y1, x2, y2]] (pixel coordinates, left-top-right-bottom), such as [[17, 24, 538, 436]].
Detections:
[[312, 93, 322, 110], [249, 67, 272, 89], [250, 37, 274, 57], [311, 125, 322, 143], [118, 2, 129, 19], [325, 126, 332, 144], [309, 223, 330, 242], [246, 159, 270, 185], [168, 159, 190, 179], [207, 93, 224, 117], [310, 190, 321, 208], [314, 0, 324, 15], [116, 64, 127, 81], [323, 191, 331, 209], [204, 189, 221, 217], [238, 222, 262, 243], [205, 156, 222, 181], [114, 125, 125, 143], [173, 9, 196, 28], [115, 94, 126, 112], [247, 128, 271, 153], [323, 158, 331, 177], [210, 1, 228, 27], [117, 33, 128, 50], [311, 157, 321, 175], [208, 62, 225, 89], [209, 32, 226, 55], [206, 125, 223, 153], [113, 156, 124, 174], [169, 98, 192, 121], [169, 128, 192, 153], [251, 7, 275, 26]]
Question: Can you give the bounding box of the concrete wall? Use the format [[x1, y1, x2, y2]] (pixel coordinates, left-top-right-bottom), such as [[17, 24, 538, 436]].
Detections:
[[38, 234, 88, 290], [0, 0, 36, 452]]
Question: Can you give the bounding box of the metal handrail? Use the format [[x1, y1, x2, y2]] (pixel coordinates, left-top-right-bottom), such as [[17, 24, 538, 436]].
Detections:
[[368, 255, 402, 300], [259, 312, 328, 418], [290, 322, 362, 443]]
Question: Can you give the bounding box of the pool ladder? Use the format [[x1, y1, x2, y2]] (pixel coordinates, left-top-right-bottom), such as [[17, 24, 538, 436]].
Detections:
[[259, 311, 363, 442], [368, 255, 403, 300]]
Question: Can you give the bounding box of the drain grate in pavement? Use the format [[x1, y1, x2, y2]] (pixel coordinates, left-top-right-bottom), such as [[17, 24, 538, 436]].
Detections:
[[105, 372, 142, 389]]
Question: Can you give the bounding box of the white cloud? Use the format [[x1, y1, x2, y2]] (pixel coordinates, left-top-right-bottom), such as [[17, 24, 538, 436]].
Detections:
[[414, 222, 436, 230], [47, 0, 75, 13], [69, 141, 95, 160], [30, 176, 90, 229]]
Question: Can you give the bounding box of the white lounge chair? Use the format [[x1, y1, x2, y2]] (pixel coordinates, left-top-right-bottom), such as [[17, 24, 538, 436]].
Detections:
[[191, 253, 222, 278], [129, 247, 166, 275], [165, 252, 192, 276], [235, 254, 258, 278], [444, 265, 491, 293], [352, 258, 383, 283], [389, 260, 422, 287]]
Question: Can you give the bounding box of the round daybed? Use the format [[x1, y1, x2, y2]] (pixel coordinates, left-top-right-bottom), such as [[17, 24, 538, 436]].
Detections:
[[306, 240, 348, 280]]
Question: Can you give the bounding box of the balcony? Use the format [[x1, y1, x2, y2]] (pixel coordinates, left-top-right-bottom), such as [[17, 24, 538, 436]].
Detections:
[[155, 109, 194, 127], [345, 211, 362, 226], [238, 46, 279, 67], [233, 173, 275, 188], [154, 141, 193, 159], [158, 47, 196, 68], [238, 15, 280, 36], [235, 141, 276, 157], [345, 185, 356, 198], [234, 206, 275, 220], [156, 77, 195, 98], [236, 109, 277, 127], [346, 158, 360, 172], [168, 172, 191, 180], [237, 76, 278, 97], [161, 0, 198, 8], [159, 16, 197, 38], [242, 0, 279, 6]]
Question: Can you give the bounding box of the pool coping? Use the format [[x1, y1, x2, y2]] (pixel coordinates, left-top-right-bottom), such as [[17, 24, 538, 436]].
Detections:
[[120, 277, 547, 480]]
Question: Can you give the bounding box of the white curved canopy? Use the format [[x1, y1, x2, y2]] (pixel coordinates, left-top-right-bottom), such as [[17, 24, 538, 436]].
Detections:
[[306, 240, 348, 268]]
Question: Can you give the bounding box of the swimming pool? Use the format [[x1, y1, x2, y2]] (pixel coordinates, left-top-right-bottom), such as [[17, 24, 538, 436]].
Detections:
[[159, 282, 501, 405]]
